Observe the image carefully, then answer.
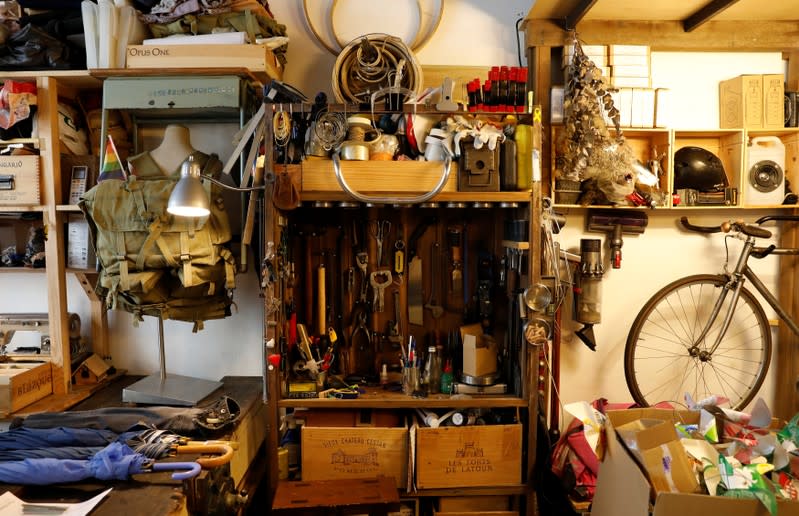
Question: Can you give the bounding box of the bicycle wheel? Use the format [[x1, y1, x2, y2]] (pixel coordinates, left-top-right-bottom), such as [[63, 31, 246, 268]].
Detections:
[[625, 274, 771, 410]]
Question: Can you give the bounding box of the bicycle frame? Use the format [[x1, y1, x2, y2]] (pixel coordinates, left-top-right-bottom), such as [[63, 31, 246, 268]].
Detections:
[[696, 234, 799, 356]]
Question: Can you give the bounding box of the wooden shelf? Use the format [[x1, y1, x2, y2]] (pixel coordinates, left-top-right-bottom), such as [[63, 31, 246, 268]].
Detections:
[[279, 388, 526, 409], [0, 267, 45, 273], [56, 205, 82, 212], [0, 205, 43, 213], [90, 67, 275, 85]]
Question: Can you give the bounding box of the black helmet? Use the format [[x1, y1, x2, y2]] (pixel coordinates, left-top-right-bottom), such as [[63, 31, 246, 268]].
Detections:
[[673, 146, 728, 192]]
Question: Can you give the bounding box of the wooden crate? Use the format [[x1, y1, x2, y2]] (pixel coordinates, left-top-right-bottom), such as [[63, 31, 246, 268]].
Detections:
[[415, 423, 522, 489], [300, 159, 458, 194], [125, 44, 281, 81], [0, 361, 52, 414], [438, 496, 511, 512], [0, 155, 40, 205], [301, 423, 408, 488]]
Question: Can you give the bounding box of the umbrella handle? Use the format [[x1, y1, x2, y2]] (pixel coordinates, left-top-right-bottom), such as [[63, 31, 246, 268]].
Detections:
[[175, 443, 234, 469], [151, 461, 202, 480]]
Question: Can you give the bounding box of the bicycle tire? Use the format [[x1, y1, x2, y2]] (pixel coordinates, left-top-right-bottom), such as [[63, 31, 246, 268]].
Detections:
[[625, 274, 771, 411]]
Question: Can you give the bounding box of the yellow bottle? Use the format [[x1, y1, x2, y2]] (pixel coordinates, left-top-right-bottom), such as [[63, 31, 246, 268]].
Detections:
[[515, 123, 533, 190]]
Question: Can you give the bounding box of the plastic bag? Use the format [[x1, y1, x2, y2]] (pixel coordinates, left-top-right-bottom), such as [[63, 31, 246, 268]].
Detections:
[[0, 79, 36, 129]]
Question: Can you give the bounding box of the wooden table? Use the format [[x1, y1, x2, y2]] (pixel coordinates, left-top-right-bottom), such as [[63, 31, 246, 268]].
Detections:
[[0, 375, 267, 516]]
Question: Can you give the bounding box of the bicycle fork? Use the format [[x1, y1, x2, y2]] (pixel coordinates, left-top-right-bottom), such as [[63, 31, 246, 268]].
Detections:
[[692, 237, 755, 358]]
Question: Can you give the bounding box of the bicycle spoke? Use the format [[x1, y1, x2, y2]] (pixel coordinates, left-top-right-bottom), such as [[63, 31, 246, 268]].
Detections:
[[625, 276, 771, 411]]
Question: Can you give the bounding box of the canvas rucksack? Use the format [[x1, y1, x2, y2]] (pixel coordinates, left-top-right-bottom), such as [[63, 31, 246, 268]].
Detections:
[[79, 151, 236, 331]]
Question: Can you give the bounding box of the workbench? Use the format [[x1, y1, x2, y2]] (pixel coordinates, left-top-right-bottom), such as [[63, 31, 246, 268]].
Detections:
[[0, 375, 268, 515]]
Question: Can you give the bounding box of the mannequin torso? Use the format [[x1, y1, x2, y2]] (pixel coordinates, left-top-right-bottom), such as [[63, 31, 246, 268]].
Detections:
[[149, 124, 196, 174]]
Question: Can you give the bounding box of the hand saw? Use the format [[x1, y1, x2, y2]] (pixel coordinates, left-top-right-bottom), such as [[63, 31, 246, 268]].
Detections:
[[407, 216, 437, 326]]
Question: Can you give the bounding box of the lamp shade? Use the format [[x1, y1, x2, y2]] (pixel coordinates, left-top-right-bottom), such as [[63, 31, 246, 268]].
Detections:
[[167, 155, 211, 217]]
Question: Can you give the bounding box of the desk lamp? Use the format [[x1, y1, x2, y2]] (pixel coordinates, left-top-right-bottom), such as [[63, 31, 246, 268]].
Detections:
[[168, 154, 266, 216], [123, 155, 266, 406]]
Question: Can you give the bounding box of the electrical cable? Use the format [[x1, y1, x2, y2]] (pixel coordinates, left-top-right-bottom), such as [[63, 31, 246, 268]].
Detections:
[[273, 110, 292, 149], [515, 16, 524, 67], [314, 108, 348, 151]]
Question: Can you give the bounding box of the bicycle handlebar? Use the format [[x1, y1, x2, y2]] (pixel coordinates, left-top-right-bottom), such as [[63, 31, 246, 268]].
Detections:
[[679, 216, 772, 239]]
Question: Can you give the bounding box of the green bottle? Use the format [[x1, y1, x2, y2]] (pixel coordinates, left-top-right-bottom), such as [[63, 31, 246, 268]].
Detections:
[[440, 359, 454, 395]]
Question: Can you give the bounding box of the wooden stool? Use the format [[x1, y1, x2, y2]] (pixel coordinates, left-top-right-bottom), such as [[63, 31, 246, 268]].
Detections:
[[271, 476, 400, 515]]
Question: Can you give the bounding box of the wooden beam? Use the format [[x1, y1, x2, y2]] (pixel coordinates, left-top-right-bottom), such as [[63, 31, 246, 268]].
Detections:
[[683, 0, 741, 32], [526, 19, 799, 51], [563, 0, 599, 31], [787, 51, 799, 91]]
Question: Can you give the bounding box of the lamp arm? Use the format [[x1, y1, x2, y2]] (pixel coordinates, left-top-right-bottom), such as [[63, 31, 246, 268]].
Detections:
[[202, 175, 268, 192]]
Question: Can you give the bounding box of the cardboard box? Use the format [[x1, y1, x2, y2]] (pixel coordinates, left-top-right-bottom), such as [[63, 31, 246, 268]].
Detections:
[[654, 88, 672, 128], [611, 76, 651, 88], [611, 64, 651, 78], [0, 361, 52, 415], [301, 422, 408, 488], [613, 417, 697, 494], [763, 73, 785, 129], [609, 45, 650, 56], [0, 155, 40, 206], [631, 88, 655, 128], [126, 43, 280, 80], [415, 422, 521, 489], [460, 324, 497, 378], [591, 408, 799, 516], [719, 74, 764, 129], [66, 214, 96, 270]]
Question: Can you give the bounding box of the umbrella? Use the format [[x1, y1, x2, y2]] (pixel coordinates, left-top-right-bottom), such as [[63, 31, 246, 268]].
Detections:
[[0, 427, 144, 461], [0, 427, 123, 450], [0, 426, 233, 468], [0, 442, 200, 485]]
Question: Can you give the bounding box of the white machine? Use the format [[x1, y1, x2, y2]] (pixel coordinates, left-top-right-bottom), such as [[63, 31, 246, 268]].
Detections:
[[745, 136, 785, 206]]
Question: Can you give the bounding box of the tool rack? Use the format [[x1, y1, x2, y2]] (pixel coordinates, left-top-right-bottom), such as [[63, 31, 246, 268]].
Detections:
[[261, 101, 543, 515]]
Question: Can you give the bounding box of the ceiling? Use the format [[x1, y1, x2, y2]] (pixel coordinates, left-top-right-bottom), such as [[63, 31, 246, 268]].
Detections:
[[527, 0, 798, 29]]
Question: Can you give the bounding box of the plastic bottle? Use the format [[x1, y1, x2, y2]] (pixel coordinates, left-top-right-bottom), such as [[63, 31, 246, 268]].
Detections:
[[440, 359, 454, 394], [514, 123, 534, 190]]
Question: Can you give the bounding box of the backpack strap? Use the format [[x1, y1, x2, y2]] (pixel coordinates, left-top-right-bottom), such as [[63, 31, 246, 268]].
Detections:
[[220, 247, 236, 290]]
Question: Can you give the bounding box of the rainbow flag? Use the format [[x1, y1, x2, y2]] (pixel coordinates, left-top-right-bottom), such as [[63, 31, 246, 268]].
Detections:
[[97, 135, 127, 182]]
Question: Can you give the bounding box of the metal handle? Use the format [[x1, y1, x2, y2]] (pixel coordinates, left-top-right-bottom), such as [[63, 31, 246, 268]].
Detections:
[[331, 152, 451, 205]]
